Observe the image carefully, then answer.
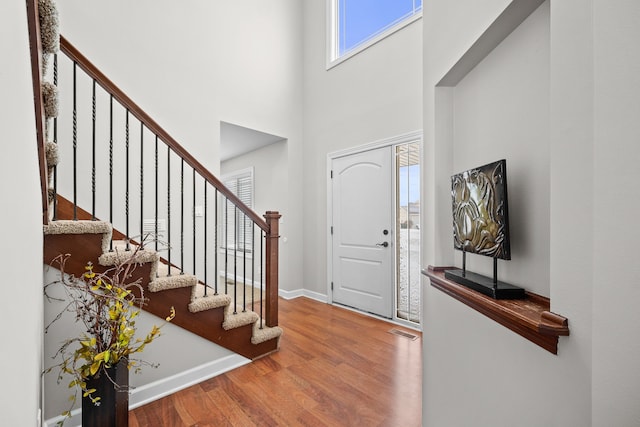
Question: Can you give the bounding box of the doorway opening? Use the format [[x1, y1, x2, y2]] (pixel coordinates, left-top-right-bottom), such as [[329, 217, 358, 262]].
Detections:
[[395, 142, 421, 325]]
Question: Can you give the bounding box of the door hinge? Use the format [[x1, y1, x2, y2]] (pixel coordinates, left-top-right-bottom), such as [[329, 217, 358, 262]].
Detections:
[[330, 170, 333, 179], [331, 282, 334, 290], [330, 226, 333, 235]]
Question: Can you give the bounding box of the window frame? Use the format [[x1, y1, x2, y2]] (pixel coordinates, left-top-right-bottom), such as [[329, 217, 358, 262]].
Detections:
[[326, 0, 423, 69]]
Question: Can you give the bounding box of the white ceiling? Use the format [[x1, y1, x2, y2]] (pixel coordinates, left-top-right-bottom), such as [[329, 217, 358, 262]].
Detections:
[[220, 122, 285, 162]]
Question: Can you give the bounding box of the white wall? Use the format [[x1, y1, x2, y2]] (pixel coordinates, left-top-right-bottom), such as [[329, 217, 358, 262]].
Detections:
[[0, 1, 44, 425], [302, 0, 423, 296], [424, 0, 640, 426], [591, 0, 640, 424]]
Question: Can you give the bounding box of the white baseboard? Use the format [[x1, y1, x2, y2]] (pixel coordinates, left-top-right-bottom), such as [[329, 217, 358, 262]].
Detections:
[[129, 354, 250, 408], [279, 288, 328, 303], [43, 354, 250, 427]]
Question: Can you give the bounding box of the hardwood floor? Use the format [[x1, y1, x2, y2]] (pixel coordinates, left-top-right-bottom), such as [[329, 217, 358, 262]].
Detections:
[[130, 297, 422, 426]]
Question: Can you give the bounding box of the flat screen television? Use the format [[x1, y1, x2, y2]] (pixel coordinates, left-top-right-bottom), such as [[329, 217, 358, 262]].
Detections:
[[446, 159, 524, 299], [451, 159, 511, 260]]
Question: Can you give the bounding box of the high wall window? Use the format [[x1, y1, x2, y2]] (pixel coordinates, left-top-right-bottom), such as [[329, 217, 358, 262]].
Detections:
[[328, 0, 422, 67], [222, 168, 254, 252]]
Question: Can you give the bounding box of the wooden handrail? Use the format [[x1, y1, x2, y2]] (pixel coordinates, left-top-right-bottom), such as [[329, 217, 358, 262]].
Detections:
[[26, 0, 50, 225], [59, 36, 269, 232]]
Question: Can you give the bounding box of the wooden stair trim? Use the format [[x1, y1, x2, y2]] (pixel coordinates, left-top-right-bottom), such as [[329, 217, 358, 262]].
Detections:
[[25, 0, 50, 224]]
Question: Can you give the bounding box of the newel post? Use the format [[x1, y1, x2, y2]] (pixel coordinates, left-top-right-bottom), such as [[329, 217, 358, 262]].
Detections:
[[264, 211, 281, 327]]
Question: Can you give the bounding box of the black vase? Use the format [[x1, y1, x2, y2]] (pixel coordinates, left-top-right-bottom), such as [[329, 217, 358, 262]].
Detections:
[[81, 358, 129, 427]]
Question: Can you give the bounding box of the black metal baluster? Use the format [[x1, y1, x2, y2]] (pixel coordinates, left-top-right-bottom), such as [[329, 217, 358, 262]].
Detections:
[[91, 79, 96, 220], [154, 136, 158, 255], [140, 123, 144, 249], [52, 54, 58, 220], [204, 182, 208, 297], [260, 231, 264, 329], [125, 110, 130, 250], [242, 214, 247, 312], [214, 189, 219, 295], [72, 62, 77, 220], [193, 169, 196, 275], [108, 95, 113, 251], [252, 222, 255, 310], [224, 197, 228, 295], [233, 205, 238, 314], [180, 159, 184, 274], [167, 146, 171, 275]]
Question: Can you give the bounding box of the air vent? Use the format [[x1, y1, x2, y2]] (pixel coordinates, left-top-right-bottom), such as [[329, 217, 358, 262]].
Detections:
[[388, 328, 418, 340], [143, 219, 166, 239]]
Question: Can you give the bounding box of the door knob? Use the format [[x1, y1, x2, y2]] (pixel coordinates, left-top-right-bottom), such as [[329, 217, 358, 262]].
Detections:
[[376, 242, 389, 248]]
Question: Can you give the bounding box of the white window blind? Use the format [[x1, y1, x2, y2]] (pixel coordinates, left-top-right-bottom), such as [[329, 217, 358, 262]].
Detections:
[[222, 168, 254, 252]]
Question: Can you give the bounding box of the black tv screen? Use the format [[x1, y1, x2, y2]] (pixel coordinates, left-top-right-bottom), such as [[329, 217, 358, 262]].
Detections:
[[451, 159, 511, 260]]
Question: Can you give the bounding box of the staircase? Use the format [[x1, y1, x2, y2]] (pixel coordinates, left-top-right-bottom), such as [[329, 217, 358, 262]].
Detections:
[[28, 0, 282, 360]]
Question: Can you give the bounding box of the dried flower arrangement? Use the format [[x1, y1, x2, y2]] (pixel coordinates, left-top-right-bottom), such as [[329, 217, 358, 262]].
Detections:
[[44, 247, 174, 425]]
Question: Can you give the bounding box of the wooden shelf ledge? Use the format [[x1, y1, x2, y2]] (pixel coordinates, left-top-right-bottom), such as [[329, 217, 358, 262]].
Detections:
[[423, 266, 569, 354]]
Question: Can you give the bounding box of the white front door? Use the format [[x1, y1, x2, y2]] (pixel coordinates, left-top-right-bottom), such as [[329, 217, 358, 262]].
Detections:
[[331, 146, 393, 318]]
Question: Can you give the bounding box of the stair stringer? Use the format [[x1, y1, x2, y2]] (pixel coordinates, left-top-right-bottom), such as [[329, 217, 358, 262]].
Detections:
[[43, 220, 282, 360]]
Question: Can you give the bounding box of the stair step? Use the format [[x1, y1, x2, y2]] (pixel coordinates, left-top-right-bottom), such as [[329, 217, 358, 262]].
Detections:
[[98, 240, 159, 267], [189, 284, 232, 312], [44, 220, 112, 253], [149, 262, 198, 292], [43, 219, 111, 235], [222, 304, 260, 330], [251, 321, 284, 345], [149, 274, 198, 292]]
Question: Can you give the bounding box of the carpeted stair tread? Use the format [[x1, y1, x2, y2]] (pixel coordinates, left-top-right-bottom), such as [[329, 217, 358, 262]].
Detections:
[[44, 220, 112, 253], [251, 320, 283, 345], [155, 262, 183, 277], [222, 304, 260, 330], [44, 219, 111, 235], [98, 240, 159, 267], [149, 262, 198, 292], [189, 284, 232, 313]]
